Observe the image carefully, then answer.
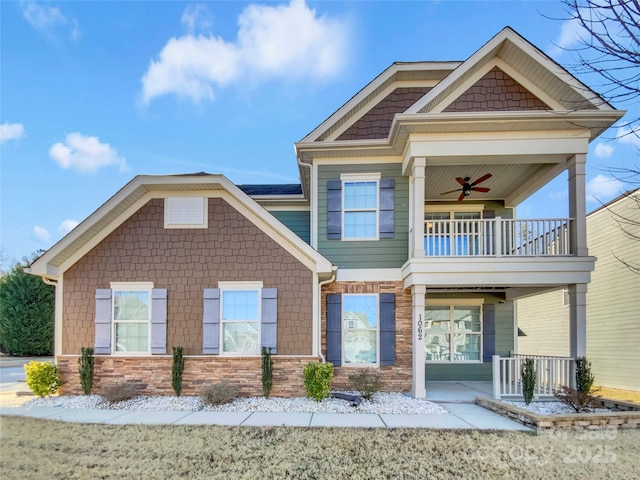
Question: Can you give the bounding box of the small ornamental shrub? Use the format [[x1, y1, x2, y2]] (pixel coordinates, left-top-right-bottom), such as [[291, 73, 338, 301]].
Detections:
[[101, 381, 144, 404], [575, 357, 595, 394], [200, 382, 238, 406], [521, 358, 536, 405], [24, 361, 61, 397], [261, 347, 274, 398], [172, 346, 185, 397], [78, 347, 94, 395], [303, 362, 333, 402], [348, 368, 383, 401], [554, 357, 599, 412], [554, 385, 600, 413]]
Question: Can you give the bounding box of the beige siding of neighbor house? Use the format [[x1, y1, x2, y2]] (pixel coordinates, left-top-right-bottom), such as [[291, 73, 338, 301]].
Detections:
[[585, 193, 640, 391], [517, 192, 640, 391]]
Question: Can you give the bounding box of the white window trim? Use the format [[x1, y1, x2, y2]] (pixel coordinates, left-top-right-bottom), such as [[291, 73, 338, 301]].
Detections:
[[164, 197, 208, 229], [342, 293, 380, 368], [424, 204, 485, 215], [424, 299, 484, 364], [219, 281, 263, 357], [110, 282, 154, 356], [340, 173, 381, 241]]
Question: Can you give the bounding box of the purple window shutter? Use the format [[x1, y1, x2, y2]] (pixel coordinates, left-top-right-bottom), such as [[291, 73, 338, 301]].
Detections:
[[203, 288, 220, 354], [94, 289, 112, 354], [150, 289, 167, 354], [379, 293, 396, 366], [379, 179, 395, 239], [327, 180, 342, 240], [261, 288, 278, 353], [326, 293, 342, 366]]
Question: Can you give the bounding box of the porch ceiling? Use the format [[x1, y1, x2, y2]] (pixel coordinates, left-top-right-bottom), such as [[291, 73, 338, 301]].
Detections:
[[425, 162, 559, 203]]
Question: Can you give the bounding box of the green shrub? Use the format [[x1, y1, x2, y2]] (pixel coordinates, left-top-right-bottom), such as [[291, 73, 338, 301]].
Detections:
[[78, 347, 94, 395], [101, 381, 144, 404], [261, 347, 274, 398], [303, 362, 333, 402], [575, 357, 595, 394], [24, 361, 61, 397], [0, 263, 54, 356], [172, 346, 185, 397], [521, 358, 536, 405], [348, 368, 382, 401], [200, 382, 238, 406]]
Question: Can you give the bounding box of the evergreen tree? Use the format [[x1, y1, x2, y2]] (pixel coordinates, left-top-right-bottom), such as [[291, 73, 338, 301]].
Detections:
[[0, 261, 54, 356]]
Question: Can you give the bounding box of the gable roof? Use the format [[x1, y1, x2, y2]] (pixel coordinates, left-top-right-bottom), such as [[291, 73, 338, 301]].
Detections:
[[29, 174, 333, 280]]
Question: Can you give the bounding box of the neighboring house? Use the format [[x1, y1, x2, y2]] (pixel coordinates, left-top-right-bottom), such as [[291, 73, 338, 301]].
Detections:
[[517, 190, 640, 392], [29, 27, 623, 398]]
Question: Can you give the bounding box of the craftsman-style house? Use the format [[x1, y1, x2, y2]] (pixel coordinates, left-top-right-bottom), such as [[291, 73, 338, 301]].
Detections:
[[29, 27, 623, 398]]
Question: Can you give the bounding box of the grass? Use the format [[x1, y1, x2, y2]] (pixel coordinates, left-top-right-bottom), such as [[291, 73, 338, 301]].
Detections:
[[1, 416, 638, 479], [597, 387, 640, 404]]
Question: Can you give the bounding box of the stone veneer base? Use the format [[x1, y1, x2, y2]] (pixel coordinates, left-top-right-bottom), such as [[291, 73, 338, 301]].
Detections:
[[476, 396, 640, 432]]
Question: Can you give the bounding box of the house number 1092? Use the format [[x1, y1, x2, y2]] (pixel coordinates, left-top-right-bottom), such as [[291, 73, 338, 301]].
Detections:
[[417, 314, 423, 340]]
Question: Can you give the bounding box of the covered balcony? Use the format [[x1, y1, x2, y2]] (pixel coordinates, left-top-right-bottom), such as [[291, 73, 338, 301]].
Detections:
[[424, 217, 571, 257]]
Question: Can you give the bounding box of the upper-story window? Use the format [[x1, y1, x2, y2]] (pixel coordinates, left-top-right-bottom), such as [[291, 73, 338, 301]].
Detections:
[[165, 197, 208, 228], [326, 173, 394, 241], [343, 178, 379, 240]]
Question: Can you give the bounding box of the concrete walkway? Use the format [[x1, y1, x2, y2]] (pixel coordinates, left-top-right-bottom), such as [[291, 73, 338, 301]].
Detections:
[[0, 402, 531, 431]]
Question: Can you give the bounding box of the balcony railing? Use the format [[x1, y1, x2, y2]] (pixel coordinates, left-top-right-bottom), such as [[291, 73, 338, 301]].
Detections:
[[424, 218, 571, 257]]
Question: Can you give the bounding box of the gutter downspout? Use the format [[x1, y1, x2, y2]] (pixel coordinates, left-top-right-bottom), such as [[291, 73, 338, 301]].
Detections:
[[317, 269, 336, 363]]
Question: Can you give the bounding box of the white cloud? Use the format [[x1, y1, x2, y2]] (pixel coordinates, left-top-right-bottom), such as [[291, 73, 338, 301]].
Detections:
[[58, 219, 80, 235], [21, 1, 80, 40], [586, 174, 624, 203], [49, 133, 128, 173], [593, 142, 615, 158], [617, 126, 640, 150], [33, 225, 51, 242], [0, 122, 25, 143], [554, 18, 585, 50], [141, 0, 349, 104], [181, 4, 213, 34]]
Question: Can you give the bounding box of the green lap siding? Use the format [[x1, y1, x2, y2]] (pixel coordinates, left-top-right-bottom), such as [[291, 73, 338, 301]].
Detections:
[[318, 163, 408, 268], [270, 211, 311, 244], [425, 297, 514, 381]]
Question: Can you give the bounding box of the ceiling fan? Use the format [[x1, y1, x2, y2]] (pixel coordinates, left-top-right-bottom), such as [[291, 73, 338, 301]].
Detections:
[[440, 173, 492, 202]]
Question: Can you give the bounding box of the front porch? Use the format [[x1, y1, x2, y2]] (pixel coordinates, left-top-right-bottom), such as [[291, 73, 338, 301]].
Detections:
[[425, 381, 493, 403]]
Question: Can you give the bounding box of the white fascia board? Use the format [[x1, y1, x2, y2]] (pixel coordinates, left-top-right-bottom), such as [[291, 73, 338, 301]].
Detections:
[[40, 174, 332, 277], [336, 268, 403, 282], [405, 27, 613, 115], [406, 134, 589, 159], [299, 62, 459, 143], [401, 256, 595, 289]]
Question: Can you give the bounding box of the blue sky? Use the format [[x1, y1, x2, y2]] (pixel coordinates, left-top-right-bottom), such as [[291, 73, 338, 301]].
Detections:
[[1, 0, 638, 265]]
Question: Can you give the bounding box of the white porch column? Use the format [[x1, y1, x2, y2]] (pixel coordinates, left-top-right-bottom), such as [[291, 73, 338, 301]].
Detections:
[[568, 283, 587, 358], [410, 157, 426, 258], [568, 154, 588, 256], [412, 284, 427, 398]]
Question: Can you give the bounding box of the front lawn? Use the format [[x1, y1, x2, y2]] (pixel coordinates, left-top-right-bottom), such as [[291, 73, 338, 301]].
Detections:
[[1, 416, 638, 479]]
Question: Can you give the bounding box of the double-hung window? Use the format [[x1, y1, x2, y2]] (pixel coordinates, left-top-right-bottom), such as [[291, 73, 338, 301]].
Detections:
[[220, 282, 261, 355], [111, 282, 153, 354], [343, 294, 379, 365], [342, 174, 379, 240], [424, 302, 482, 363]]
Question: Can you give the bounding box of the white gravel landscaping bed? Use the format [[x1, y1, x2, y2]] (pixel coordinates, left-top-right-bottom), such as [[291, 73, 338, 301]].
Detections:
[[505, 401, 611, 415], [24, 392, 449, 415]]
